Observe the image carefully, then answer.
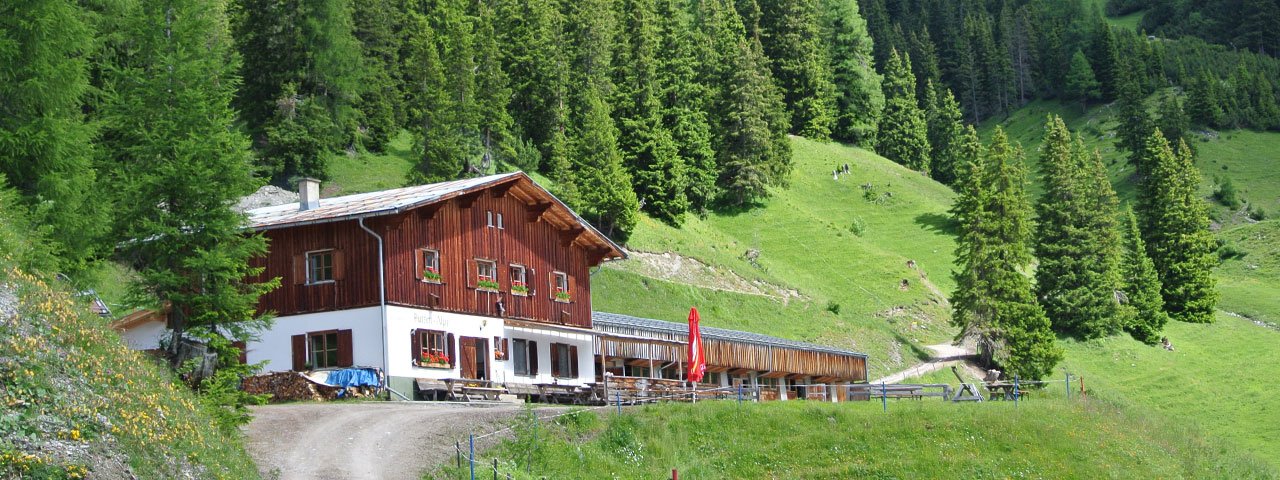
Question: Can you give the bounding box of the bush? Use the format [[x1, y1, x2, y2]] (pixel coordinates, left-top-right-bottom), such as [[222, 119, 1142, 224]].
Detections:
[[1248, 204, 1267, 221], [849, 216, 866, 237], [826, 301, 841, 315], [1213, 177, 1242, 209], [1217, 240, 1247, 261]]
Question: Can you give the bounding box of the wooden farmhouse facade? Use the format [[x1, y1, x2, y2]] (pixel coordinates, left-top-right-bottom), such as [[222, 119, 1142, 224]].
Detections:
[[242, 173, 625, 395], [107, 172, 871, 401]]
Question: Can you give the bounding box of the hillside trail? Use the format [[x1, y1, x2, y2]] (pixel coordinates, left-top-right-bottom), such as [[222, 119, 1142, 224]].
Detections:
[[871, 343, 981, 384], [244, 401, 556, 480]]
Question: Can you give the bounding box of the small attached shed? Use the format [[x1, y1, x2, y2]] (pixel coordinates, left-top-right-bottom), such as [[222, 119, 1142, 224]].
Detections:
[[592, 312, 868, 401]]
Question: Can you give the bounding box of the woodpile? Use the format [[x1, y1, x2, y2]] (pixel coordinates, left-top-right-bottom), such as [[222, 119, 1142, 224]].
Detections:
[[242, 371, 342, 402]]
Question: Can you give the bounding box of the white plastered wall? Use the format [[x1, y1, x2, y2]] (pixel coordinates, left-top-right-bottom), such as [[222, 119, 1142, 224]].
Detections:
[[497, 324, 596, 386], [246, 306, 383, 372], [118, 319, 166, 351], [384, 305, 505, 380]]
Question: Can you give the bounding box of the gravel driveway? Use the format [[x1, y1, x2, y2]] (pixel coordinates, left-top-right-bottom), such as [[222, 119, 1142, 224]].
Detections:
[[244, 402, 546, 480]]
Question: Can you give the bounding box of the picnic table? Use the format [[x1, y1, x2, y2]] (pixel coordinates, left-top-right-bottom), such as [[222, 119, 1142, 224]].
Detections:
[[536, 383, 590, 405], [443, 378, 507, 402], [984, 382, 1019, 401]]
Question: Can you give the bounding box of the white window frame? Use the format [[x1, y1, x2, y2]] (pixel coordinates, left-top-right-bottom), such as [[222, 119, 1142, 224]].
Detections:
[[421, 248, 441, 283], [509, 264, 528, 296], [306, 249, 335, 285], [553, 271, 569, 302]]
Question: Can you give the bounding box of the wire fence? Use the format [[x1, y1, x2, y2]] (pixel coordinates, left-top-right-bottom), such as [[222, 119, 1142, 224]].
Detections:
[[443, 373, 1088, 479]]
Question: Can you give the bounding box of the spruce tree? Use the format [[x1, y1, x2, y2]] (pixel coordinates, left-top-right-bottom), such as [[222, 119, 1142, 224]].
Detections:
[[101, 0, 278, 358], [822, 0, 884, 147], [1156, 93, 1191, 147], [0, 0, 104, 269], [759, 0, 837, 139], [1185, 71, 1224, 128], [470, 0, 516, 171], [573, 85, 641, 239], [1120, 209, 1168, 345], [495, 0, 567, 170], [1034, 116, 1123, 339], [1139, 132, 1218, 323], [923, 82, 965, 186], [616, 0, 689, 223], [403, 16, 466, 183], [1114, 72, 1154, 177], [952, 127, 1062, 380], [656, 0, 718, 213], [233, 0, 364, 183], [875, 49, 930, 173], [351, 0, 404, 151], [1064, 50, 1101, 113]]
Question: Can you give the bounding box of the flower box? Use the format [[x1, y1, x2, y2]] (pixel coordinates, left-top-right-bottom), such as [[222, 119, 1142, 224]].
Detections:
[[477, 279, 500, 291], [554, 289, 571, 302], [419, 352, 450, 368], [423, 267, 442, 283], [511, 282, 529, 296]]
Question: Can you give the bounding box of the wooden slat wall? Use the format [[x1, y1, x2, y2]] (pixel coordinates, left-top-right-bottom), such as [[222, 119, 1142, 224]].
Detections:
[[251, 221, 381, 314], [593, 326, 868, 382], [382, 192, 593, 328]]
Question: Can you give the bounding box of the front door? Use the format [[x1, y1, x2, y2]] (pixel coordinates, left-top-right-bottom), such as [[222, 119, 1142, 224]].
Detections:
[[459, 336, 489, 380]]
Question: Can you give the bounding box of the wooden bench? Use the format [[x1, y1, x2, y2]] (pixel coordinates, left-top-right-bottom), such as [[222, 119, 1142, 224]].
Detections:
[[504, 383, 542, 401], [460, 386, 507, 401], [414, 378, 450, 401], [443, 378, 505, 402]]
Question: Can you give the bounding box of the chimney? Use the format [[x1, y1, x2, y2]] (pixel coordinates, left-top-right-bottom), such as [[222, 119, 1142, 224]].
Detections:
[[298, 178, 320, 211]]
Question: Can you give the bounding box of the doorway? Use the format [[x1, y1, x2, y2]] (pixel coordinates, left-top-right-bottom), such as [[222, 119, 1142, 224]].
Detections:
[[459, 336, 489, 380]]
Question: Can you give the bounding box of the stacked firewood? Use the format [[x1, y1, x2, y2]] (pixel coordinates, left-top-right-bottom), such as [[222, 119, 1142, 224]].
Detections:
[[241, 371, 342, 402]]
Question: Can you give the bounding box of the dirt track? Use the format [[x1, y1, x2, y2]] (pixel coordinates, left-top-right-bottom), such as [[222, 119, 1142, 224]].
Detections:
[[243, 402, 540, 480]]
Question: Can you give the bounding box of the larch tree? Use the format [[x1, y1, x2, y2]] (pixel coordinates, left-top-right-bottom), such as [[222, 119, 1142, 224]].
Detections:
[[1120, 209, 1168, 344], [1034, 116, 1123, 339], [952, 127, 1062, 380], [822, 0, 884, 147], [0, 0, 104, 270], [875, 49, 930, 173], [1138, 131, 1218, 324], [100, 0, 279, 359]]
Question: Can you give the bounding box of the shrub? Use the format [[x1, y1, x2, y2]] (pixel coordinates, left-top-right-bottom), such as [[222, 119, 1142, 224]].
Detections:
[[1213, 177, 1242, 209]]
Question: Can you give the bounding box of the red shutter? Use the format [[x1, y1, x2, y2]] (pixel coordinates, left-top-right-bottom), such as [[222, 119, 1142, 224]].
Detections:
[[333, 250, 346, 281], [569, 345, 579, 378], [293, 255, 306, 285], [501, 338, 510, 359], [550, 343, 561, 377], [527, 268, 536, 296], [337, 329, 353, 367], [446, 333, 456, 368], [414, 249, 424, 280], [528, 341, 539, 376], [466, 259, 477, 288], [410, 329, 421, 364], [568, 272, 576, 304], [291, 334, 306, 371]]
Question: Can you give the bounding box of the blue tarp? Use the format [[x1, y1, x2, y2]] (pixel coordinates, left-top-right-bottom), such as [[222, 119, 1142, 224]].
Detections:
[[325, 368, 381, 389]]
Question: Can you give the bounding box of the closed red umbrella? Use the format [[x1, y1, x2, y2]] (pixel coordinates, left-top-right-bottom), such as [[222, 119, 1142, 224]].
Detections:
[[687, 307, 706, 384]]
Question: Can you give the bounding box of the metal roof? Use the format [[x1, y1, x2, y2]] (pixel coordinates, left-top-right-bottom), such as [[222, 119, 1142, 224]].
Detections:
[[244, 173, 521, 230], [592, 311, 867, 358]]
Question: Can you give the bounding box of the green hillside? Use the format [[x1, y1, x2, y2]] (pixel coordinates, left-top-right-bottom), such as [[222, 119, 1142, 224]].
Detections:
[[437, 400, 1276, 479]]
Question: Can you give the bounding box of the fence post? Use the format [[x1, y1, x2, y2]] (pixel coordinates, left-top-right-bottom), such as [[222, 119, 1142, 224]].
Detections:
[[737, 385, 742, 405], [1014, 375, 1019, 407], [493, 458, 498, 480], [673, 468, 679, 480], [456, 441, 461, 468], [469, 433, 475, 480], [1065, 372, 1070, 400], [616, 391, 622, 414], [881, 381, 887, 412]]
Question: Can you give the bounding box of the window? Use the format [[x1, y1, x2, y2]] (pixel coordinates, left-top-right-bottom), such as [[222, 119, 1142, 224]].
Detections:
[[307, 250, 334, 284], [552, 271, 570, 302], [509, 265, 528, 295], [476, 259, 498, 291], [550, 342, 579, 379], [309, 331, 339, 368], [419, 248, 441, 283], [417, 329, 447, 362], [292, 330, 351, 370], [512, 339, 538, 376], [485, 210, 505, 229], [493, 336, 509, 361]]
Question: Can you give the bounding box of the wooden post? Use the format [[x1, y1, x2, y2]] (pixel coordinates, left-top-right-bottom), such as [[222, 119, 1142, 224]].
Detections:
[[1080, 376, 1086, 398], [492, 458, 498, 480], [469, 433, 475, 480], [881, 381, 887, 412], [456, 441, 461, 468], [1065, 372, 1071, 400]]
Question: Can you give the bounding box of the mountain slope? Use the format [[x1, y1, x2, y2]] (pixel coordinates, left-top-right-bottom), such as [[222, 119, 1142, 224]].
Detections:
[[595, 136, 961, 376]]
